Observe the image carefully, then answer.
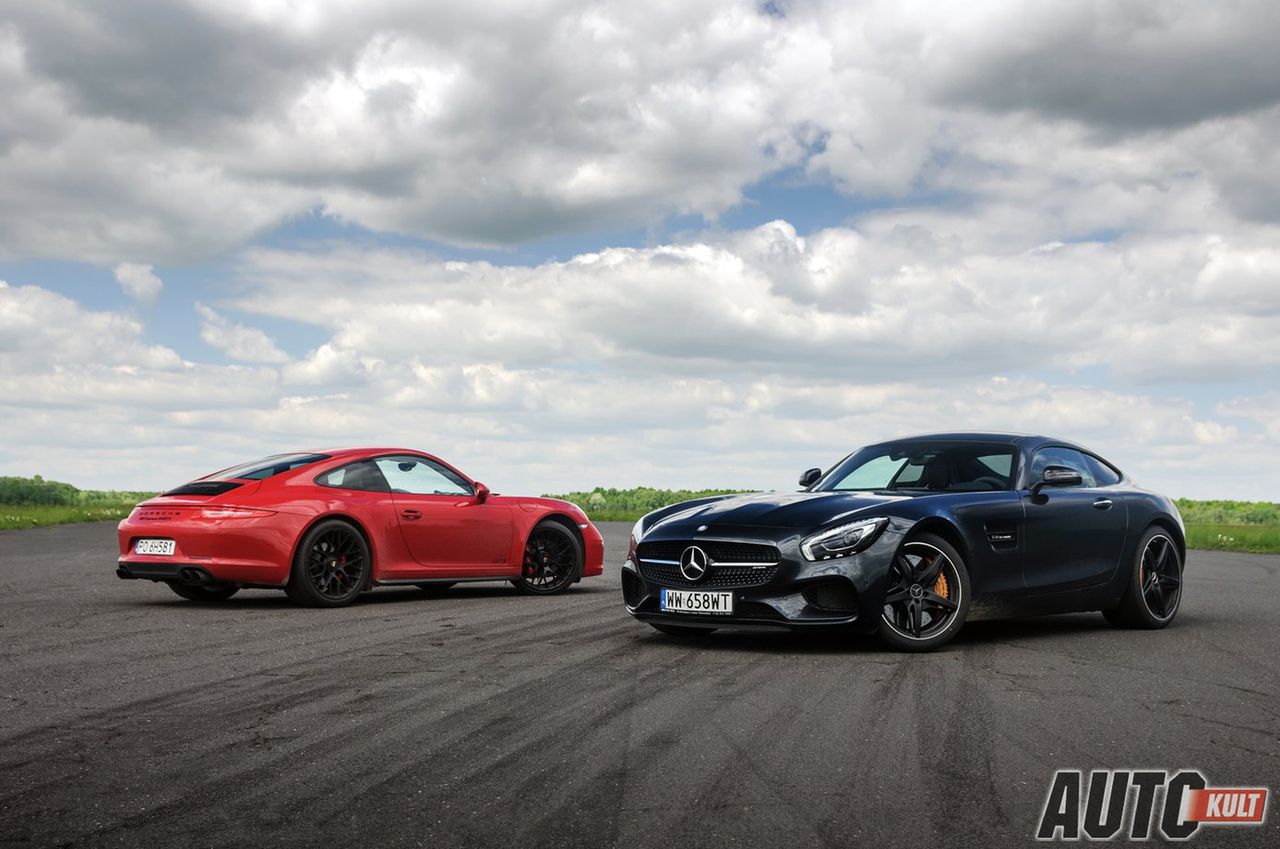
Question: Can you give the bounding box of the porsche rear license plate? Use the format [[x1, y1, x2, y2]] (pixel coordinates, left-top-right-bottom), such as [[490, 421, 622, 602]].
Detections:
[[660, 588, 734, 615], [134, 539, 176, 556]]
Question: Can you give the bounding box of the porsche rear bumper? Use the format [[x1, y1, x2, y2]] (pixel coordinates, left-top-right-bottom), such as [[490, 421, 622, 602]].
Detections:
[[116, 510, 304, 587], [116, 561, 220, 585]]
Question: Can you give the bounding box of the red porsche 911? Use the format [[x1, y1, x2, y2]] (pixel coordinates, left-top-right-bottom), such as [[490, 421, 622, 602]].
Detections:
[[116, 449, 605, 606]]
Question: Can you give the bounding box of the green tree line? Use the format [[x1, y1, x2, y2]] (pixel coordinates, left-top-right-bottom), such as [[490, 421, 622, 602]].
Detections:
[[546, 487, 1280, 527], [2, 476, 1275, 525], [1174, 498, 1280, 525], [0, 475, 154, 506], [543, 486, 753, 521]]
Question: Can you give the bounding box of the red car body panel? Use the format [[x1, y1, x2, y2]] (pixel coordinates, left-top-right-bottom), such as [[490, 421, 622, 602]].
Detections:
[[117, 448, 605, 588]]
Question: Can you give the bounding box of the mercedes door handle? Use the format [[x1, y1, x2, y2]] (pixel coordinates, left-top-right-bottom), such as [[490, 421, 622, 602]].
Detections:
[[1092, 498, 1113, 510], [400, 509, 423, 520]]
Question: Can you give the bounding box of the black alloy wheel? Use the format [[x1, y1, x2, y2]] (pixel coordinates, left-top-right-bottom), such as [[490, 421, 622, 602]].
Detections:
[[512, 522, 581, 595], [1104, 527, 1183, 629], [1140, 534, 1182, 620], [877, 533, 971, 651], [286, 520, 370, 607]]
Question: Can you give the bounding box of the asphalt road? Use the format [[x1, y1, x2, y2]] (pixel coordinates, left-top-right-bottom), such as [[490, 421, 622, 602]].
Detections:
[[0, 521, 1277, 848]]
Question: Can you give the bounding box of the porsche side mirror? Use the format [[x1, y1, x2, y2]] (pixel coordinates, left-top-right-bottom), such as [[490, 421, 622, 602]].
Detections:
[[1030, 465, 1083, 496], [474, 482, 491, 503], [799, 468, 822, 488]]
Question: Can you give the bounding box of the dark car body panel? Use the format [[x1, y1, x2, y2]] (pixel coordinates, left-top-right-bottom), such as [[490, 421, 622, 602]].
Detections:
[[622, 433, 1185, 633]]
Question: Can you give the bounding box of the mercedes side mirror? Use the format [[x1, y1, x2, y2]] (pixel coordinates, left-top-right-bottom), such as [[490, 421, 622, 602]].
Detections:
[[474, 482, 491, 503], [799, 468, 822, 488], [1030, 465, 1082, 496]]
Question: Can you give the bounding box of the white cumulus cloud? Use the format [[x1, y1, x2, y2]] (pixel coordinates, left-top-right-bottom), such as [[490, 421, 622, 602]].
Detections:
[[195, 304, 291, 364], [112, 262, 163, 303], [0, 1, 1276, 261], [0, 2, 1277, 500]]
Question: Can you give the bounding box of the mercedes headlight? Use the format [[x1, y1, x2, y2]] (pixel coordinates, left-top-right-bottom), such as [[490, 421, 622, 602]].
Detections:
[[800, 518, 888, 561], [628, 516, 647, 561]]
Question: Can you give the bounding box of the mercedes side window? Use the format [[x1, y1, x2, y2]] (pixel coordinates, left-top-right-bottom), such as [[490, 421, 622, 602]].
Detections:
[[976, 453, 1013, 480], [1029, 447, 1096, 488], [890, 459, 926, 487], [316, 461, 389, 492], [1084, 454, 1121, 487], [375, 456, 473, 496]]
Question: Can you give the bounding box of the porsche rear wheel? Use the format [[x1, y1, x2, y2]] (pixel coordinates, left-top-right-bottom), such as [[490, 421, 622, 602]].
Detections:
[[1104, 527, 1183, 629], [286, 519, 370, 607], [167, 582, 239, 602], [876, 533, 971, 652], [512, 522, 581, 595]]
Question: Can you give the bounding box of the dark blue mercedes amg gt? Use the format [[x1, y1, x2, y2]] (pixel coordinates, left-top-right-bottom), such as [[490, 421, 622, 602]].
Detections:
[[621, 433, 1185, 651]]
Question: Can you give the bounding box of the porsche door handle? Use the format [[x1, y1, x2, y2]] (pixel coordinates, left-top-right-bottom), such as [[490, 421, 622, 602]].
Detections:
[[1092, 498, 1113, 510], [400, 509, 423, 520]]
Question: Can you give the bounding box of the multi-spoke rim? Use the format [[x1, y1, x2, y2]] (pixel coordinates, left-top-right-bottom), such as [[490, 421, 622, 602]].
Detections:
[[1139, 534, 1182, 620], [522, 527, 577, 591], [881, 541, 962, 641], [306, 528, 365, 600]]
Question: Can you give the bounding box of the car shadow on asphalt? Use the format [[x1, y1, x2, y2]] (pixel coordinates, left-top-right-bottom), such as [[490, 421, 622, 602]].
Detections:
[[637, 611, 1156, 656], [121, 580, 616, 610]]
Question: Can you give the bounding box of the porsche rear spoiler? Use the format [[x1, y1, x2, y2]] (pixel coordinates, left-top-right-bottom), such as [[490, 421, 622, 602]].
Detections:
[[163, 481, 245, 497]]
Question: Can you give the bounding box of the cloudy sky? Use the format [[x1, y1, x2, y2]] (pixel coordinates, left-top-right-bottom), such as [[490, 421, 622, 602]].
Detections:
[[1, 0, 1278, 499]]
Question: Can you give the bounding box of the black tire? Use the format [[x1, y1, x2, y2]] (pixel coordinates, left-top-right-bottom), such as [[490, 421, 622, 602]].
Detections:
[[167, 582, 239, 602], [648, 622, 717, 637], [876, 532, 971, 652], [285, 519, 371, 607], [511, 522, 581, 595], [1103, 526, 1183, 629]]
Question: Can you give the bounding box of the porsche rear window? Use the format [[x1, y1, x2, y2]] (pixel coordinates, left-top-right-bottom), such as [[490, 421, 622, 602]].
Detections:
[[206, 453, 331, 482]]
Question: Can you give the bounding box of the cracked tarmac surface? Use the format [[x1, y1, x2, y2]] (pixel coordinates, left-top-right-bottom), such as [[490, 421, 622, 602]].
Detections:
[[0, 521, 1276, 847]]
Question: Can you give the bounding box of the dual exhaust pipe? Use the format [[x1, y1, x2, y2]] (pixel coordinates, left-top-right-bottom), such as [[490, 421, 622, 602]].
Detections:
[[116, 565, 213, 584]]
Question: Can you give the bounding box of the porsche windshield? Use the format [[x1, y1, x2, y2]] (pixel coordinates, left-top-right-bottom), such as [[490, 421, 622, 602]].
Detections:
[[817, 442, 1016, 493]]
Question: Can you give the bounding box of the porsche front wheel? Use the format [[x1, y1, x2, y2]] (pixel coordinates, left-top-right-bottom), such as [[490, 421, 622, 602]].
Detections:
[[512, 522, 581, 595]]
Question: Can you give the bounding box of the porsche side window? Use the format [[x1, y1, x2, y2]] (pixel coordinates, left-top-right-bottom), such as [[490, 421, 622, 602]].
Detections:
[[1030, 448, 1096, 488], [316, 461, 389, 492], [375, 457, 473, 496]]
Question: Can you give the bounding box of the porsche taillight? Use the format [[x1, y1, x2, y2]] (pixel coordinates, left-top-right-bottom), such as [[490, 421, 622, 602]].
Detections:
[[198, 507, 276, 520]]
